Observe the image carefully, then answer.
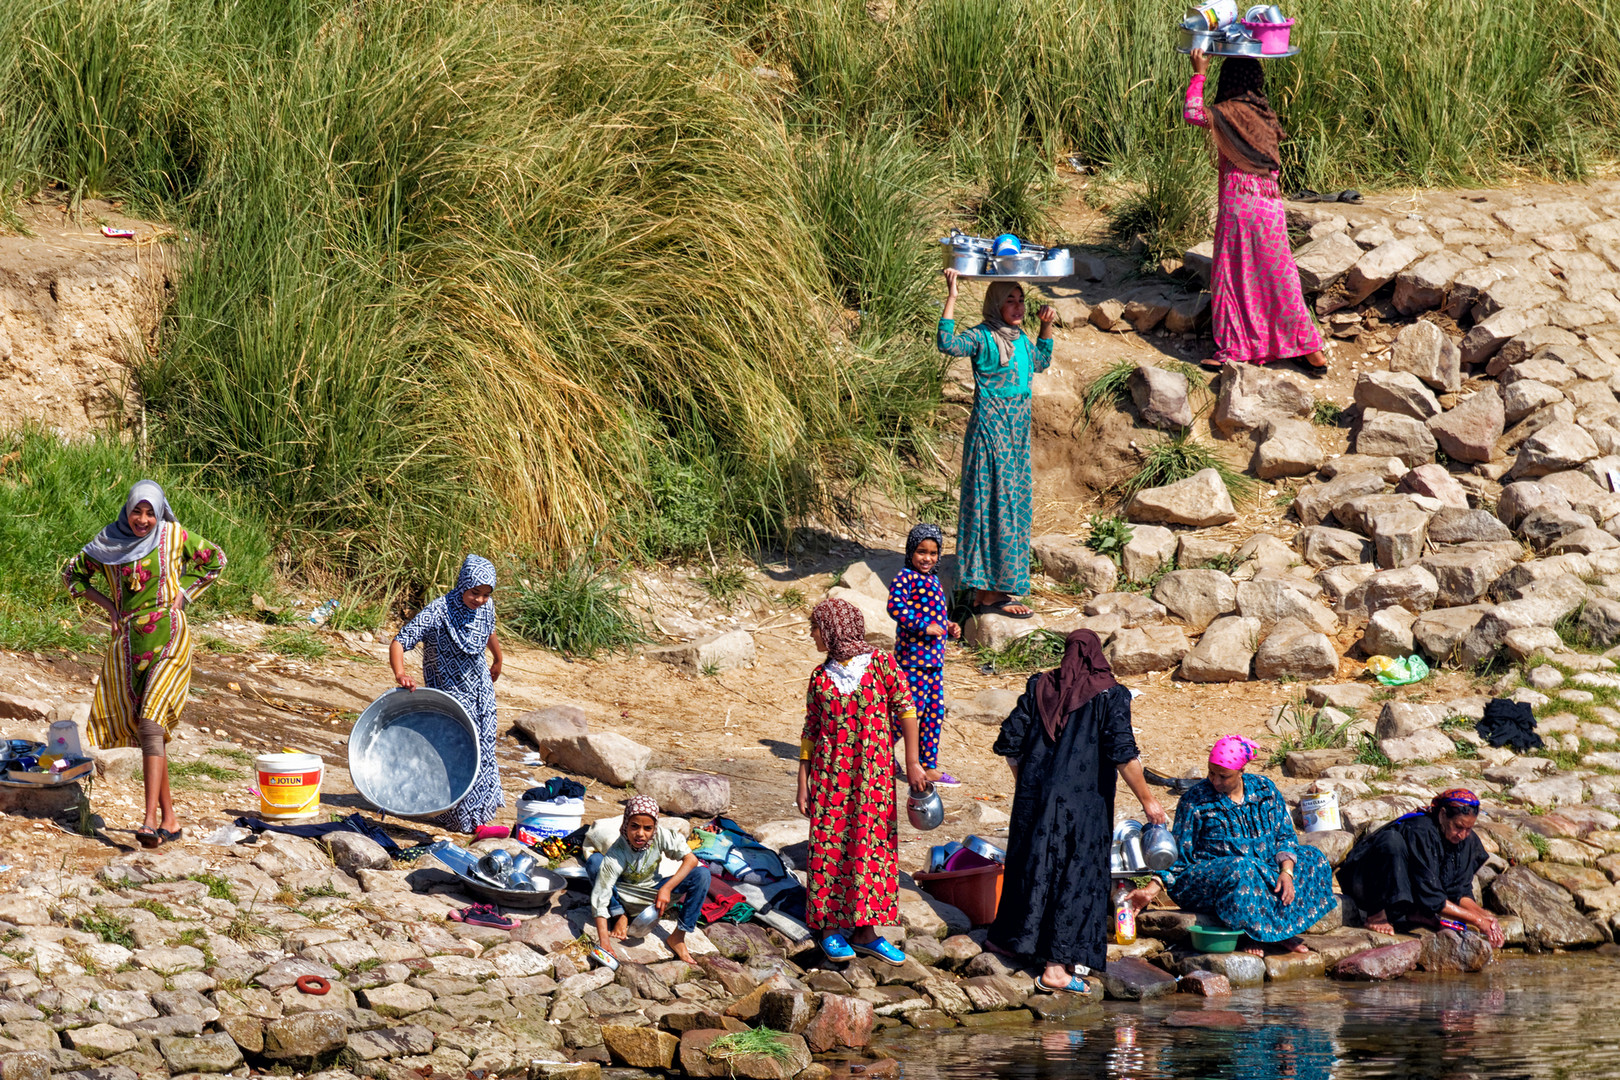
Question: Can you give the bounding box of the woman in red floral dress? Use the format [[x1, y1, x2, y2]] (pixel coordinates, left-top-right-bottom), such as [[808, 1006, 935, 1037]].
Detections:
[[796, 597, 928, 965]]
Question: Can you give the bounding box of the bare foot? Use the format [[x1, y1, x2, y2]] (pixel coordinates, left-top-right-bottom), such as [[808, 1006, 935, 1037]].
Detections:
[[610, 915, 629, 941], [667, 930, 695, 964], [1365, 911, 1395, 936], [1283, 937, 1310, 954], [1040, 962, 1070, 989], [1241, 945, 1266, 957], [1303, 349, 1328, 368], [976, 591, 1031, 616]]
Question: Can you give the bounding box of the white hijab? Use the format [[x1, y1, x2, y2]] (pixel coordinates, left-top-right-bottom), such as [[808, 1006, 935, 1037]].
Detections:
[[80, 480, 176, 565]]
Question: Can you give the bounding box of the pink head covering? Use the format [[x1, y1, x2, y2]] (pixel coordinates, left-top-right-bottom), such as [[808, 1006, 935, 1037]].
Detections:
[[621, 795, 660, 847], [1209, 734, 1260, 771]]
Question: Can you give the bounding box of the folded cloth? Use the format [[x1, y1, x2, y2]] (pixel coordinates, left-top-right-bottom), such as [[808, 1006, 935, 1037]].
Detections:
[[1476, 699, 1543, 752], [701, 875, 748, 924], [521, 777, 586, 802]]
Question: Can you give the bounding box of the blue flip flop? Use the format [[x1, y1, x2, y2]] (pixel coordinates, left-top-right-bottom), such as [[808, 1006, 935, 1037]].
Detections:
[[820, 934, 856, 962], [1035, 973, 1094, 995], [850, 938, 907, 966]]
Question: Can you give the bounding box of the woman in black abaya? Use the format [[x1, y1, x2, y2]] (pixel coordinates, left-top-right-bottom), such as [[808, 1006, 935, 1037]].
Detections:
[[990, 630, 1168, 993]]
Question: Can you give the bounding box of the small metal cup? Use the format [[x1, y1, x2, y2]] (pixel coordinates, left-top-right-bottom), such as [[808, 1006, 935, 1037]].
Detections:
[[511, 853, 537, 876]]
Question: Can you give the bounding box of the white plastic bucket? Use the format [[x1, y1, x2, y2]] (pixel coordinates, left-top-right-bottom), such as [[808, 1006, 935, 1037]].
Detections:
[[46, 720, 83, 762], [257, 752, 324, 820], [515, 797, 584, 845], [1301, 790, 1341, 833]]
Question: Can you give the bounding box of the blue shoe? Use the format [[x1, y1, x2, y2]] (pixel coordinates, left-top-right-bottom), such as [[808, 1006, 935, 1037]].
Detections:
[[820, 934, 856, 962], [850, 937, 907, 966]]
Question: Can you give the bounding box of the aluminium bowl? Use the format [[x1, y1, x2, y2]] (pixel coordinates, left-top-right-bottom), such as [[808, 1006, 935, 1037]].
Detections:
[[994, 253, 1041, 275], [349, 687, 481, 819]]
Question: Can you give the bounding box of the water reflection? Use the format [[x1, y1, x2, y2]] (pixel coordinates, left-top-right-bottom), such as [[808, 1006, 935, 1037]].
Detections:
[[885, 956, 1620, 1079]]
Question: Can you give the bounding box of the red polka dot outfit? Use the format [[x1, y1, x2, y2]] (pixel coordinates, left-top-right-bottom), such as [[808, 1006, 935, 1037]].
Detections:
[[800, 650, 915, 932], [887, 566, 947, 769]]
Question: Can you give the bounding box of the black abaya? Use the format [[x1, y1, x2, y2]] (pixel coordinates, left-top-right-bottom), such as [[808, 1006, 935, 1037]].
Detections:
[[989, 678, 1138, 968], [1339, 812, 1486, 925]]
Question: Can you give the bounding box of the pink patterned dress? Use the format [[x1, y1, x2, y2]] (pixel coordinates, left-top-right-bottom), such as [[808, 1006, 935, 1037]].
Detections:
[[1184, 74, 1324, 365]]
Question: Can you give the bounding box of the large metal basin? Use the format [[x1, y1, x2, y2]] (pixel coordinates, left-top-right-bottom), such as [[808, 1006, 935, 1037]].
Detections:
[[349, 688, 480, 819]]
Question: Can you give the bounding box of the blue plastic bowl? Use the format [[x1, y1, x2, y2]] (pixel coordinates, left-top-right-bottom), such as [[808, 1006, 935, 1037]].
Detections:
[[992, 233, 1022, 256]]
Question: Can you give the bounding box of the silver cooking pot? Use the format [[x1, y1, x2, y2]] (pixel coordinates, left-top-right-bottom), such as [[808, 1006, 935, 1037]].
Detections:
[[1178, 25, 1220, 51], [1142, 823, 1179, 871], [907, 783, 945, 831], [994, 253, 1041, 275], [1037, 247, 1075, 277]]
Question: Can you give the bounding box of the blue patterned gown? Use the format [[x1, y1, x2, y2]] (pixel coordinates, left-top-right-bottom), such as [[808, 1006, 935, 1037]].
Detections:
[[1159, 774, 1336, 942], [393, 556, 505, 832], [937, 320, 1051, 595]]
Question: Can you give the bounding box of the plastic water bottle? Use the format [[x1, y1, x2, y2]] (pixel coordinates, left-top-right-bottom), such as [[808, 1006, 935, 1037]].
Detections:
[[308, 599, 339, 626], [1113, 881, 1137, 945]]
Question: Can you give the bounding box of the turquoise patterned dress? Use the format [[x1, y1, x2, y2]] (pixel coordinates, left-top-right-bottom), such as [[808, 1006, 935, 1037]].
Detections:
[[936, 320, 1052, 594], [1158, 774, 1336, 942]]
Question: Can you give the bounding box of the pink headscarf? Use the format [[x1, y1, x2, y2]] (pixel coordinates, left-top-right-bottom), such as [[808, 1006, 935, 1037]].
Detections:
[[1209, 735, 1259, 771]]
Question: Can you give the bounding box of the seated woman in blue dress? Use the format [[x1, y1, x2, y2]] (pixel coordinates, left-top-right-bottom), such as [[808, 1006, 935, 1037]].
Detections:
[[1130, 735, 1335, 955], [1339, 789, 1502, 947]]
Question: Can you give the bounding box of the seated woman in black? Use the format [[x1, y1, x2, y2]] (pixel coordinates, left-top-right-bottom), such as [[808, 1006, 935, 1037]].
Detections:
[[1339, 789, 1503, 947]]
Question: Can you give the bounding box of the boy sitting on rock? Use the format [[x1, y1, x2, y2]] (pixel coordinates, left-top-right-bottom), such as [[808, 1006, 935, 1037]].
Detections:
[[589, 796, 709, 964]]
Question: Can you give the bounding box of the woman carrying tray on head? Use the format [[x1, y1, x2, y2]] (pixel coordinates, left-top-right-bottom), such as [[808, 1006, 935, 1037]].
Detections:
[[1184, 49, 1327, 375], [938, 268, 1055, 619], [64, 481, 226, 848]]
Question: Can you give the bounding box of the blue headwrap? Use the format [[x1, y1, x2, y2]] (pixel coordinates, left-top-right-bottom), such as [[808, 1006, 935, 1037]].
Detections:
[[442, 555, 497, 655], [905, 523, 945, 574]]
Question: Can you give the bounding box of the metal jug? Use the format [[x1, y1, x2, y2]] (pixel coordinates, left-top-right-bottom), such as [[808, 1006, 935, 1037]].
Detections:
[[478, 849, 513, 881], [907, 783, 945, 831], [1112, 820, 1147, 873], [1142, 824, 1179, 871]]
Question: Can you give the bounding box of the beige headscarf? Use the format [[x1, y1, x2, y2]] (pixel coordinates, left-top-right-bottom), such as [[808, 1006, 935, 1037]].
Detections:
[[979, 282, 1027, 368]]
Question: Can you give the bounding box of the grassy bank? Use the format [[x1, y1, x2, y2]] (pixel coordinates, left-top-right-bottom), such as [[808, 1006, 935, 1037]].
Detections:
[[0, 0, 1617, 600], [0, 431, 274, 650]]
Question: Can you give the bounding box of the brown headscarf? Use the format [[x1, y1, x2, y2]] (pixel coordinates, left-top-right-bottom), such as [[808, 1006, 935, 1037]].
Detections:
[[810, 597, 873, 664], [979, 281, 1027, 368], [1208, 57, 1284, 176], [1033, 630, 1120, 741]]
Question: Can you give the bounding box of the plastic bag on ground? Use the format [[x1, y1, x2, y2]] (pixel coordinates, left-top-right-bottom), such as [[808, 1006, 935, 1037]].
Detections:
[[1365, 654, 1430, 686]]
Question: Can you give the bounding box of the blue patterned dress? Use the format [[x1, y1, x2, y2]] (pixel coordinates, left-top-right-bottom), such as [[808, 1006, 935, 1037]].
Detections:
[[1159, 774, 1335, 942], [394, 556, 505, 832], [887, 566, 948, 768], [937, 320, 1051, 594]]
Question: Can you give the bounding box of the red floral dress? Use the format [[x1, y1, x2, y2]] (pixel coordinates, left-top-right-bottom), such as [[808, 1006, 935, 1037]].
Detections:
[[801, 651, 915, 931]]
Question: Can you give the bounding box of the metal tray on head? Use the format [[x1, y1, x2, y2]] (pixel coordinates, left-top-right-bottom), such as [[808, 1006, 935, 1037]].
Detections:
[[349, 688, 481, 820], [429, 840, 565, 907], [948, 271, 1070, 283], [1175, 42, 1299, 56]]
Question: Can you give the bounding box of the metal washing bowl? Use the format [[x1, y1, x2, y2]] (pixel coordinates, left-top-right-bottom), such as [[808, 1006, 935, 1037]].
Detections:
[[349, 688, 480, 819]]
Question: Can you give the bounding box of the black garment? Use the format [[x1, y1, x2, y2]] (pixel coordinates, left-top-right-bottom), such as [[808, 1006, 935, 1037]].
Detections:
[[1339, 812, 1487, 924], [1477, 698, 1543, 752], [989, 679, 1138, 968]]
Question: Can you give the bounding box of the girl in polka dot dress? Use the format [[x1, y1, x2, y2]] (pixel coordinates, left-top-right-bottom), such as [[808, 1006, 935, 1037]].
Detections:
[[887, 524, 961, 785]]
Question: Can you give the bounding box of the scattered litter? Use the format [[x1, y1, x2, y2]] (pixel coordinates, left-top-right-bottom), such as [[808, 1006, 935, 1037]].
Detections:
[[1366, 654, 1430, 686], [308, 599, 340, 625], [201, 824, 253, 846], [100, 226, 134, 239]]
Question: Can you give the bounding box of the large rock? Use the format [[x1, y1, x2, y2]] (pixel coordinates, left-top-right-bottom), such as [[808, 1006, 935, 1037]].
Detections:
[[1236, 579, 1337, 634], [1253, 418, 1324, 479], [1293, 471, 1387, 528], [1254, 618, 1339, 681], [1394, 463, 1469, 509], [801, 995, 873, 1053], [263, 1012, 349, 1060], [1486, 866, 1607, 950], [1151, 570, 1237, 632], [1428, 389, 1505, 463], [1501, 380, 1566, 425], [1421, 549, 1518, 608], [1354, 371, 1441, 421], [1417, 928, 1495, 973], [1355, 410, 1437, 466], [1293, 231, 1364, 293], [1412, 605, 1488, 663], [1359, 565, 1440, 616], [1100, 957, 1178, 1001], [157, 1034, 243, 1074], [632, 770, 730, 816], [1509, 421, 1601, 479], [1116, 524, 1175, 585], [1317, 239, 1421, 314], [538, 732, 653, 787], [962, 612, 1046, 652], [1380, 727, 1457, 764], [1031, 535, 1116, 593], [1362, 605, 1416, 656], [1498, 480, 1572, 529], [1370, 503, 1431, 570], [1331, 940, 1422, 980], [602, 1025, 680, 1070], [1300, 526, 1372, 568], [1129, 366, 1193, 429], [1125, 469, 1237, 528], [1427, 508, 1513, 544], [1212, 365, 1313, 436], [1106, 626, 1191, 677], [514, 705, 589, 747], [1393, 252, 1474, 321], [647, 630, 757, 674], [1179, 616, 1261, 683], [1462, 306, 1550, 366], [324, 833, 391, 874]]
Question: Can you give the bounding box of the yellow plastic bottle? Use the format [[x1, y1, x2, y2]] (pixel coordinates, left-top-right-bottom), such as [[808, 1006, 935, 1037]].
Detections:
[[1113, 881, 1137, 945]]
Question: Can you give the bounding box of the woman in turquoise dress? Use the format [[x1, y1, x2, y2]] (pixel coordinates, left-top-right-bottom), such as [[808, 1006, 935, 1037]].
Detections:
[[1130, 735, 1335, 955], [938, 268, 1053, 618]]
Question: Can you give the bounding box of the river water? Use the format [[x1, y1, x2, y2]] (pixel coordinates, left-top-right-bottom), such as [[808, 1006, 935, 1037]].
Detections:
[[873, 954, 1620, 1080]]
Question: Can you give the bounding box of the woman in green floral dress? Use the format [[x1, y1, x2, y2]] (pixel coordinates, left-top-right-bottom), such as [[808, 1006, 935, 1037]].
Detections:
[[64, 481, 225, 847]]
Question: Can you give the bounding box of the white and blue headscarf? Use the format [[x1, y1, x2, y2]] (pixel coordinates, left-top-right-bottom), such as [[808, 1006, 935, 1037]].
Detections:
[[441, 554, 497, 655]]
